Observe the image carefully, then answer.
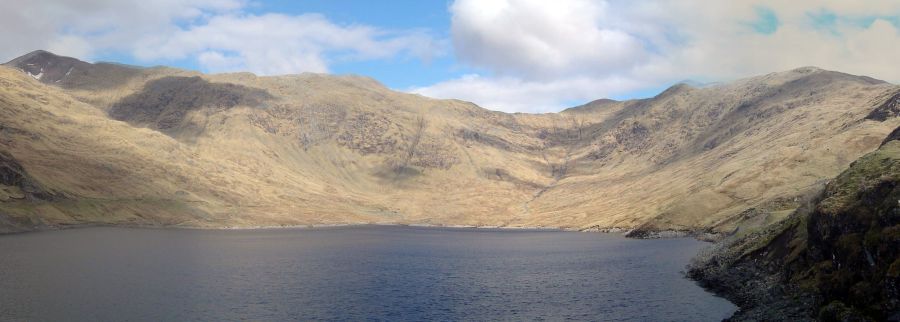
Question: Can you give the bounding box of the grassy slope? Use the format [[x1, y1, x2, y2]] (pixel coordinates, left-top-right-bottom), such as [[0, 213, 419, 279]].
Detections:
[[2, 52, 900, 233], [689, 136, 900, 321]]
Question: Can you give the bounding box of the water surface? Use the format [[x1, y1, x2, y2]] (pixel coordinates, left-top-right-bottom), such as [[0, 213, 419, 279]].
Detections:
[[0, 226, 735, 321]]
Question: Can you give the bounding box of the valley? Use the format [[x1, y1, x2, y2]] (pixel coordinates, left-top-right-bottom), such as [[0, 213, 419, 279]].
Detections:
[[1, 50, 899, 236]]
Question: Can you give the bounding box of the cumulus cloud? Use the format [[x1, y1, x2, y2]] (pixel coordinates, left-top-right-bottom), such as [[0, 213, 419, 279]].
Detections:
[[450, 0, 648, 79], [133, 13, 440, 75], [4, 0, 900, 113], [0, 0, 442, 75], [0, 0, 244, 60], [414, 0, 900, 113], [412, 74, 644, 114]]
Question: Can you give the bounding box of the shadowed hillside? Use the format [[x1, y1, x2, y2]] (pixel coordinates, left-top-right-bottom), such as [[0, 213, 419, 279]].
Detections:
[[109, 76, 274, 137], [1, 51, 899, 234], [689, 126, 900, 321]]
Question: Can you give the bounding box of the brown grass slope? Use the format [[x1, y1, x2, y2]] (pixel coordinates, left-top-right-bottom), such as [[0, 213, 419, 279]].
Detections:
[[1, 51, 898, 233]]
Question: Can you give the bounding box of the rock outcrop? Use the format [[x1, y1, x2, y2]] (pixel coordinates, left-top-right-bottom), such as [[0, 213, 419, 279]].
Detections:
[[689, 127, 900, 321]]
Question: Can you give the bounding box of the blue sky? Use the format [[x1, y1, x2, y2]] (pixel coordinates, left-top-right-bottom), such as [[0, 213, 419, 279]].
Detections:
[[142, 1, 471, 90], [3, 1, 900, 113], [98, 1, 469, 90]]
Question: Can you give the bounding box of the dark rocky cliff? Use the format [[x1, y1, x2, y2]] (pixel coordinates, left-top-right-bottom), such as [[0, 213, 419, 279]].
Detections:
[[689, 127, 900, 321]]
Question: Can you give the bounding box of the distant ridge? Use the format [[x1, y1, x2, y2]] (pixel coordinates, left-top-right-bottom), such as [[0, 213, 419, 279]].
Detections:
[[3, 50, 147, 89], [0, 50, 898, 236]]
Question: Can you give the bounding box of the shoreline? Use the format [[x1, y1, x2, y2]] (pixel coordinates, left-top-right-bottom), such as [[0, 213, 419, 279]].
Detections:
[[0, 221, 573, 236], [168, 222, 571, 232], [0, 221, 723, 240]]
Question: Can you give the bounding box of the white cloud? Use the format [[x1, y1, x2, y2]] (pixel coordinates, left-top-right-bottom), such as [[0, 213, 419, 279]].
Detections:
[[133, 13, 441, 75], [415, 0, 900, 113], [0, 0, 245, 61], [0, 0, 443, 76], [196, 51, 244, 72], [450, 0, 648, 79], [4, 0, 900, 113], [412, 74, 643, 114]]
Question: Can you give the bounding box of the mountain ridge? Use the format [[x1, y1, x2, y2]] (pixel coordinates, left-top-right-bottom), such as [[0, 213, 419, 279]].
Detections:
[[0, 50, 898, 235]]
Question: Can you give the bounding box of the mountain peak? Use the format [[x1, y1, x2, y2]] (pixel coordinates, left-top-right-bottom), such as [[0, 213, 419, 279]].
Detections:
[[10, 49, 58, 60], [561, 98, 619, 114], [3, 50, 91, 84], [783, 66, 886, 85], [3, 50, 146, 89], [654, 82, 694, 99], [790, 66, 824, 74], [4, 50, 84, 66]]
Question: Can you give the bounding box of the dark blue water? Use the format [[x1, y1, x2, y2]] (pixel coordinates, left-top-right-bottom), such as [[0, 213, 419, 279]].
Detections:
[[0, 226, 735, 321]]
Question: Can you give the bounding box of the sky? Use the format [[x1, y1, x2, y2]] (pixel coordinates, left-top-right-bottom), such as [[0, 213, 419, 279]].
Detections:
[[2, 1, 900, 113]]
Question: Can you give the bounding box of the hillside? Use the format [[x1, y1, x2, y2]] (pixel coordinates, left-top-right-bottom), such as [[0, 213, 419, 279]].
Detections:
[[1, 50, 899, 233], [688, 125, 900, 321]]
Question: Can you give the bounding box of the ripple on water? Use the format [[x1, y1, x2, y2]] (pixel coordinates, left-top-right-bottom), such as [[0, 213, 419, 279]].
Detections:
[[0, 226, 735, 321]]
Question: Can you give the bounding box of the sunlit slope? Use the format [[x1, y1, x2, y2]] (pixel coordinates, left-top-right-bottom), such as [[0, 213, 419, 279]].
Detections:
[[528, 68, 900, 233], [1, 51, 899, 233]]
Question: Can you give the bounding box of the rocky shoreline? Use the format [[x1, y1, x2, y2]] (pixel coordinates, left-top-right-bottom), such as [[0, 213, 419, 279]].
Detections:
[[686, 227, 818, 321], [686, 133, 900, 321]]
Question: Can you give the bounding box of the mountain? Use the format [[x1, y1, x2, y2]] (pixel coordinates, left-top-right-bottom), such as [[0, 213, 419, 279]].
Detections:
[[689, 125, 900, 321], [4, 49, 144, 89], [1, 50, 899, 234]]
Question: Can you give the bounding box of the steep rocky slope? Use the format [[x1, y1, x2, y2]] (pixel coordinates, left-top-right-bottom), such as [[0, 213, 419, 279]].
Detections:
[[1, 50, 899, 233], [689, 130, 900, 321]]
